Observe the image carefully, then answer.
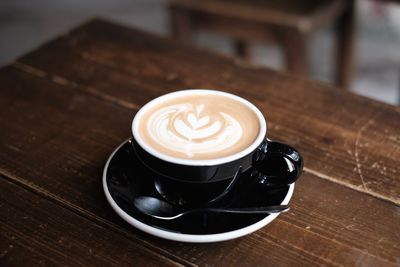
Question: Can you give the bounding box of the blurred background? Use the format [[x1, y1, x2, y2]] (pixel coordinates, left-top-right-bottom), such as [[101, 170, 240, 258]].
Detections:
[[0, 0, 399, 105]]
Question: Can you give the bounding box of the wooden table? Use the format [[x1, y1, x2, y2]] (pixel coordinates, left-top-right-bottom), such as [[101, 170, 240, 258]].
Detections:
[[169, 0, 354, 88], [0, 19, 399, 266]]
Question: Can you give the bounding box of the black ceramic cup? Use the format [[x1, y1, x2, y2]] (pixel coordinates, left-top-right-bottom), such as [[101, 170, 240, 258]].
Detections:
[[131, 90, 303, 206]]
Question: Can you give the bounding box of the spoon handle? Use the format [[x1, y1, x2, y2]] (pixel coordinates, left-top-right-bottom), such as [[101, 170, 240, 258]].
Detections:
[[194, 205, 290, 215]]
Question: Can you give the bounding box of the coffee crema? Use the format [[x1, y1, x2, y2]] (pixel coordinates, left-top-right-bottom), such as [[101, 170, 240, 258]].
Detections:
[[136, 92, 261, 160]]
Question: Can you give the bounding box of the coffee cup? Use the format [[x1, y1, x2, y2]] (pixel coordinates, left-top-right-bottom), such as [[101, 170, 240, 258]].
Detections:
[[131, 89, 302, 206]]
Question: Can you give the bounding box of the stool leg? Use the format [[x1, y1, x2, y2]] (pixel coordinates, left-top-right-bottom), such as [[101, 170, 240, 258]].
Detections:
[[168, 6, 193, 43], [282, 29, 308, 76], [336, 0, 355, 89], [233, 40, 251, 61]]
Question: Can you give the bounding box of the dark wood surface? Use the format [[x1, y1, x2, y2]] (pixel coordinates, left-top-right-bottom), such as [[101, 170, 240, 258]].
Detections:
[[0, 19, 399, 267]]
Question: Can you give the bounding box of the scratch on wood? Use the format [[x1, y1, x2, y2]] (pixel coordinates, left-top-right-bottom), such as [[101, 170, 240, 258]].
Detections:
[[252, 232, 341, 267], [4, 144, 21, 152], [260, 218, 396, 266], [354, 118, 374, 191], [12, 61, 47, 78], [303, 167, 399, 206]]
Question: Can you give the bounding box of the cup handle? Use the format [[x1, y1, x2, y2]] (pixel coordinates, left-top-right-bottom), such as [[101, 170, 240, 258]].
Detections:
[[253, 139, 303, 185]]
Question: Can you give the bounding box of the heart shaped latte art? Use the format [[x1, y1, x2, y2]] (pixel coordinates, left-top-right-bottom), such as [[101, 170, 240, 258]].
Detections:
[[147, 103, 243, 158]]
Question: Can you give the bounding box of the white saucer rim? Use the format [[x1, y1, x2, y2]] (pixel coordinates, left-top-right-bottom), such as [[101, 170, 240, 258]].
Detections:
[[103, 139, 295, 243]]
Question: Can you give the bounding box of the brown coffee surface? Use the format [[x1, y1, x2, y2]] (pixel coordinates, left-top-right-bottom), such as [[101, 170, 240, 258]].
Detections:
[[137, 93, 260, 160]]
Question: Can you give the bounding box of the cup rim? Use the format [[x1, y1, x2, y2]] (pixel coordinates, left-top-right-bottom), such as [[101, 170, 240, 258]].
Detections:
[[132, 89, 267, 166]]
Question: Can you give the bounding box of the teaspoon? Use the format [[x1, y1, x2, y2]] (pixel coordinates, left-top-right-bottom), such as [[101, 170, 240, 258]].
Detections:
[[134, 196, 289, 220]]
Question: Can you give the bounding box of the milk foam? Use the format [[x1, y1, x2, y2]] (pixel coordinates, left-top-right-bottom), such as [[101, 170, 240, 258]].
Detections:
[[136, 92, 261, 160], [147, 103, 243, 158]]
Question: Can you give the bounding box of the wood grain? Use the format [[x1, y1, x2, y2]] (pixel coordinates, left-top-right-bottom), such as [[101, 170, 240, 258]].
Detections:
[[15, 19, 400, 205], [0, 178, 184, 267], [0, 58, 399, 265]]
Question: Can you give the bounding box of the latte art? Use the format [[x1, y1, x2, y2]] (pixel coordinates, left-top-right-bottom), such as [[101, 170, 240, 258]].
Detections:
[[148, 103, 243, 158], [135, 92, 262, 160]]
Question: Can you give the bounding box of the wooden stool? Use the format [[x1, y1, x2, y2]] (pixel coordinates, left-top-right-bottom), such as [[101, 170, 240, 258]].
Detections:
[[168, 0, 355, 89]]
